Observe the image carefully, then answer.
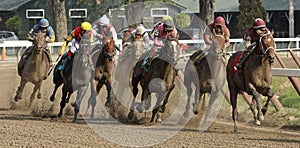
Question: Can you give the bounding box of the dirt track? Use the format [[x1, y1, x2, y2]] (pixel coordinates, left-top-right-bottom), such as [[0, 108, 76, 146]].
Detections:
[[0, 62, 299, 147]]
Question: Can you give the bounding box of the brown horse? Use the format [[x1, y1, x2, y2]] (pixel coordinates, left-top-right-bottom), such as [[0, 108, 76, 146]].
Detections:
[[15, 32, 50, 107], [88, 37, 116, 119], [226, 32, 275, 132], [115, 38, 146, 99], [128, 39, 176, 123], [183, 35, 227, 121]]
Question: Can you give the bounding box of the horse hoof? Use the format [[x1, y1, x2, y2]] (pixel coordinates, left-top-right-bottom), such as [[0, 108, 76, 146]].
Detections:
[[128, 112, 134, 120], [37, 94, 42, 99], [136, 105, 144, 113], [194, 110, 199, 115], [105, 101, 111, 107], [72, 119, 77, 123], [58, 113, 62, 117], [156, 118, 162, 123], [258, 114, 264, 121], [159, 106, 165, 113], [14, 96, 21, 102], [50, 96, 55, 102], [71, 102, 76, 107], [255, 120, 261, 126], [261, 107, 267, 115], [183, 111, 190, 118]]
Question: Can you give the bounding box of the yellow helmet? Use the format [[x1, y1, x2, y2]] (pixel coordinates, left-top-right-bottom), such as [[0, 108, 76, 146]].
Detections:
[[81, 22, 92, 31], [162, 15, 173, 22]]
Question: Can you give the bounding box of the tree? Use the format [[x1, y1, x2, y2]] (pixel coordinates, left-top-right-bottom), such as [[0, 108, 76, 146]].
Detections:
[[50, 0, 68, 42], [199, 0, 214, 39], [174, 13, 190, 29], [199, 0, 214, 25], [238, 0, 267, 33], [5, 16, 22, 35]]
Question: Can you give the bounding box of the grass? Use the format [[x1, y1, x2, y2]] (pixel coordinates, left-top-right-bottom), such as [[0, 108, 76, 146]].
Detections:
[[272, 76, 300, 109]]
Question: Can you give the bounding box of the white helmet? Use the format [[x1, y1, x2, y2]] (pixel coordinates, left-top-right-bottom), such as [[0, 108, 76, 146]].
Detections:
[[99, 15, 110, 26], [135, 24, 145, 36]]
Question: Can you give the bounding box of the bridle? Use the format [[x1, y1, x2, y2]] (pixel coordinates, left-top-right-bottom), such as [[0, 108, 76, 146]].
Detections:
[[257, 33, 275, 63]]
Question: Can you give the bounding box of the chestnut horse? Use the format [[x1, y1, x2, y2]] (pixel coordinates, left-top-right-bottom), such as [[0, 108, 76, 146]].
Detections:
[[226, 32, 275, 132], [87, 37, 116, 119], [128, 39, 176, 123], [15, 32, 50, 107], [183, 35, 227, 122]]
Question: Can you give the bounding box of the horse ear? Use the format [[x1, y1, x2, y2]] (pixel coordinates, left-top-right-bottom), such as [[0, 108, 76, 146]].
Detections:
[[271, 29, 274, 36]]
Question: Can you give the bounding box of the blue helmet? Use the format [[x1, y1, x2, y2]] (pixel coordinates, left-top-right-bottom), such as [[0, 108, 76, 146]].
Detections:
[[39, 18, 49, 28]]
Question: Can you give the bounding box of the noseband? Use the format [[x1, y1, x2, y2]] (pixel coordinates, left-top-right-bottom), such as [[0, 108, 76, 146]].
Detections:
[[258, 34, 275, 63]]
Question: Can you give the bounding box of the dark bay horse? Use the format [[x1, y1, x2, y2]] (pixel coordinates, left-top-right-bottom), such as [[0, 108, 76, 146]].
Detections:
[[87, 37, 116, 119], [183, 35, 227, 120], [226, 32, 275, 132], [50, 33, 93, 121], [15, 32, 50, 107], [115, 38, 145, 98], [128, 39, 176, 123]]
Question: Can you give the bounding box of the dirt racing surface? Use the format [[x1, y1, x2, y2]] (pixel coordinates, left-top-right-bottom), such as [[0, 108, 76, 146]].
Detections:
[[0, 61, 299, 147]]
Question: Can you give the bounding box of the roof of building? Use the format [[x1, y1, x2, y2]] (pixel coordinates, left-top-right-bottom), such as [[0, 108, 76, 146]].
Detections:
[[0, 0, 31, 11], [173, 0, 300, 13]]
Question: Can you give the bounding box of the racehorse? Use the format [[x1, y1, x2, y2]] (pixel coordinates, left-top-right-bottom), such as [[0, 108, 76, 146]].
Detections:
[[50, 33, 93, 122], [15, 31, 50, 107], [87, 37, 116, 119], [183, 35, 227, 119], [115, 38, 146, 98], [226, 32, 275, 132], [128, 39, 176, 123]]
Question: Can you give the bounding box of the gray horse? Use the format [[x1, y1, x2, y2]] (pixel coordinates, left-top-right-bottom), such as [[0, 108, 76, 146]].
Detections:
[[15, 32, 50, 107], [183, 35, 227, 119]]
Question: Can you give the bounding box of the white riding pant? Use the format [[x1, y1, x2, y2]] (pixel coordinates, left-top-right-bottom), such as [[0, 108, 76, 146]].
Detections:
[[70, 38, 79, 53]]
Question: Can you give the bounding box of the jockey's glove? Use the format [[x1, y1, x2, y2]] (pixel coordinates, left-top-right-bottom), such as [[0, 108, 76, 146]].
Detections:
[[46, 36, 50, 42]]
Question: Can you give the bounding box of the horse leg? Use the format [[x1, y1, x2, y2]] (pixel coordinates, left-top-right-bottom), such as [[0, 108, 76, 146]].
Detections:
[[73, 86, 89, 122], [159, 84, 175, 113], [128, 74, 140, 120], [50, 83, 61, 102], [193, 87, 201, 114], [14, 78, 27, 102], [262, 89, 274, 115], [183, 85, 192, 118], [151, 92, 164, 123], [249, 97, 258, 124], [29, 82, 42, 107], [37, 82, 43, 99], [90, 80, 102, 119], [137, 88, 150, 113], [104, 81, 112, 107], [250, 90, 264, 125], [230, 86, 239, 133], [58, 85, 68, 117]]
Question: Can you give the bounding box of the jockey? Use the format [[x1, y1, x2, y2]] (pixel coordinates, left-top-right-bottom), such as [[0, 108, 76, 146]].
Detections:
[[23, 18, 55, 64], [149, 15, 173, 40], [92, 14, 117, 48], [142, 18, 179, 71], [58, 21, 92, 70], [235, 18, 270, 69], [191, 16, 230, 62], [122, 24, 150, 60]]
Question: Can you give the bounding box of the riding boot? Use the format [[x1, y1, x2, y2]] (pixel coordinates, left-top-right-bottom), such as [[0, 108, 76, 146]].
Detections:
[[18, 47, 32, 76], [58, 56, 71, 70], [235, 52, 250, 69]]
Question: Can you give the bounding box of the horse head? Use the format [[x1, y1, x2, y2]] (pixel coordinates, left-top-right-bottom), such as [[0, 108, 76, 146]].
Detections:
[[210, 35, 226, 59], [102, 37, 116, 61], [256, 32, 276, 64], [33, 32, 47, 54]]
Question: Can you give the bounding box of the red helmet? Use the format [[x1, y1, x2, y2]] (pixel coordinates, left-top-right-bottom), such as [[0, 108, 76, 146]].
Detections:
[[214, 16, 225, 26], [252, 18, 265, 29]]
